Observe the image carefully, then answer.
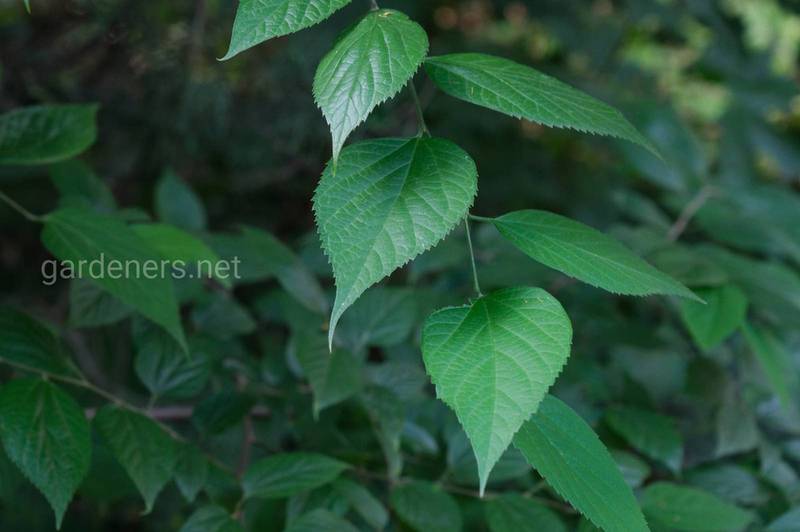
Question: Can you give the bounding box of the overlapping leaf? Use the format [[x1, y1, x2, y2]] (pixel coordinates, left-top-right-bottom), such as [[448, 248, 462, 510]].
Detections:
[[94, 405, 178, 513], [0, 379, 90, 529], [492, 210, 698, 300], [222, 0, 352, 60], [606, 406, 683, 473], [41, 207, 186, 350], [313, 10, 428, 160], [424, 53, 657, 155], [680, 284, 748, 350], [242, 452, 349, 499], [314, 137, 477, 348], [390, 481, 462, 532], [642, 482, 754, 531], [0, 104, 98, 165], [0, 307, 79, 377], [514, 395, 649, 532], [422, 287, 572, 493]]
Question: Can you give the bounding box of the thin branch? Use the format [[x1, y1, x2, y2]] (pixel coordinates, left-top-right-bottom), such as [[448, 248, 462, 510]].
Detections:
[[464, 216, 483, 297], [667, 185, 716, 241], [0, 190, 42, 222], [408, 82, 429, 136]]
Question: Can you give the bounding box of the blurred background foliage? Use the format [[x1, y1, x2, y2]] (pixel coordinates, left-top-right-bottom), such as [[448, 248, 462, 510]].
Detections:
[[1, 0, 800, 530]]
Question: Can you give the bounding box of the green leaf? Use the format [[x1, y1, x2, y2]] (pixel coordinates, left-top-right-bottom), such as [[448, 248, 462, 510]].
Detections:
[[485, 494, 566, 532], [49, 159, 115, 212], [767, 507, 800, 532], [641, 482, 754, 531], [331, 479, 388, 531], [174, 444, 209, 503], [424, 53, 657, 155], [294, 331, 362, 417], [606, 406, 683, 474], [155, 169, 206, 232], [191, 293, 256, 340], [192, 391, 253, 434], [337, 287, 417, 352], [23, 0, 31, 13], [242, 453, 349, 500], [133, 223, 231, 288], [69, 279, 132, 327], [0, 307, 78, 377], [514, 396, 649, 532], [312, 10, 428, 160], [0, 379, 91, 529], [93, 405, 178, 513], [285, 509, 360, 532], [422, 287, 572, 493], [679, 285, 748, 350], [134, 331, 210, 400], [0, 104, 98, 165], [41, 207, 186, 350], [390, 481, 462, 532], [180, 505, 243, 532], [742, 322, 798, 412], [611, 450, 651, 488], [491, 210, 698, 300], [314, 137, 478, 348], [222, 0, 352, 60]]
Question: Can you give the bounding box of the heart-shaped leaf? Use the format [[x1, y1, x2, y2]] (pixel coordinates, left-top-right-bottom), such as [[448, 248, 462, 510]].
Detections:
[[314, 137, 477, 348], [222, 0, 352, 60], [422, 287, 572, 492], [313, 10, 428, 160]]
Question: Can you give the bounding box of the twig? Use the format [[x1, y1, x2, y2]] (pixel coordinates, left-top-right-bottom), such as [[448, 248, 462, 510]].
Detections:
[[0, 190, 42, 222], [408, 82, 429, 136], [464, 216, 483, 297], [667, 185, 716, 241]]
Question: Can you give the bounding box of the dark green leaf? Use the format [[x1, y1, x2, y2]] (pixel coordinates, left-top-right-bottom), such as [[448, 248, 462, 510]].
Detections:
[[41, 207, 186, 350], [0, 379, 91, 529], [243, 453, 349, 500], [174, 444, 209, 503], [641, 482, 754, 531], [485, 494, 566, 532], [155, 169, 206, 232], [514, 396, 649, 532], [0, 104, 98, 165], [391, 481, 462, 532], [294, 331, 362, 417], [606, 406, 683, 474], [285, 509, 360, 532], [93, 405, 178, 513], [679, 285, 748, 350], [180, 505, 242, 532], [0, 307, 78, 377]]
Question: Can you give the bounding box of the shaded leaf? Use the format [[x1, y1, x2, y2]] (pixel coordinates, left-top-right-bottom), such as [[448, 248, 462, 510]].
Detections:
[[69, 279, 132, 328], [155, 169, 206, 232], [93, 405, 178, 513], [679, 285, 748, 350], [743, 322, 798, 413], [41, 207, 186, 350], [294, 331, 362, 417], [285, 509, 360, 532], [0, 307, 78, 377], [242, 453, 349, 500], [514, 395, 649, 532], [180, 505, 242, 532], [134, 331, 210, 400], [485, 494, 566, 532], [0, 104, 98, 165], [174, 444, 209, 503], [606, 406, 683, 474], [0, 379, 90, 529], [332, 479, 388, 531], [641, 482, 754, 531], [390, 481, 462, 532]]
